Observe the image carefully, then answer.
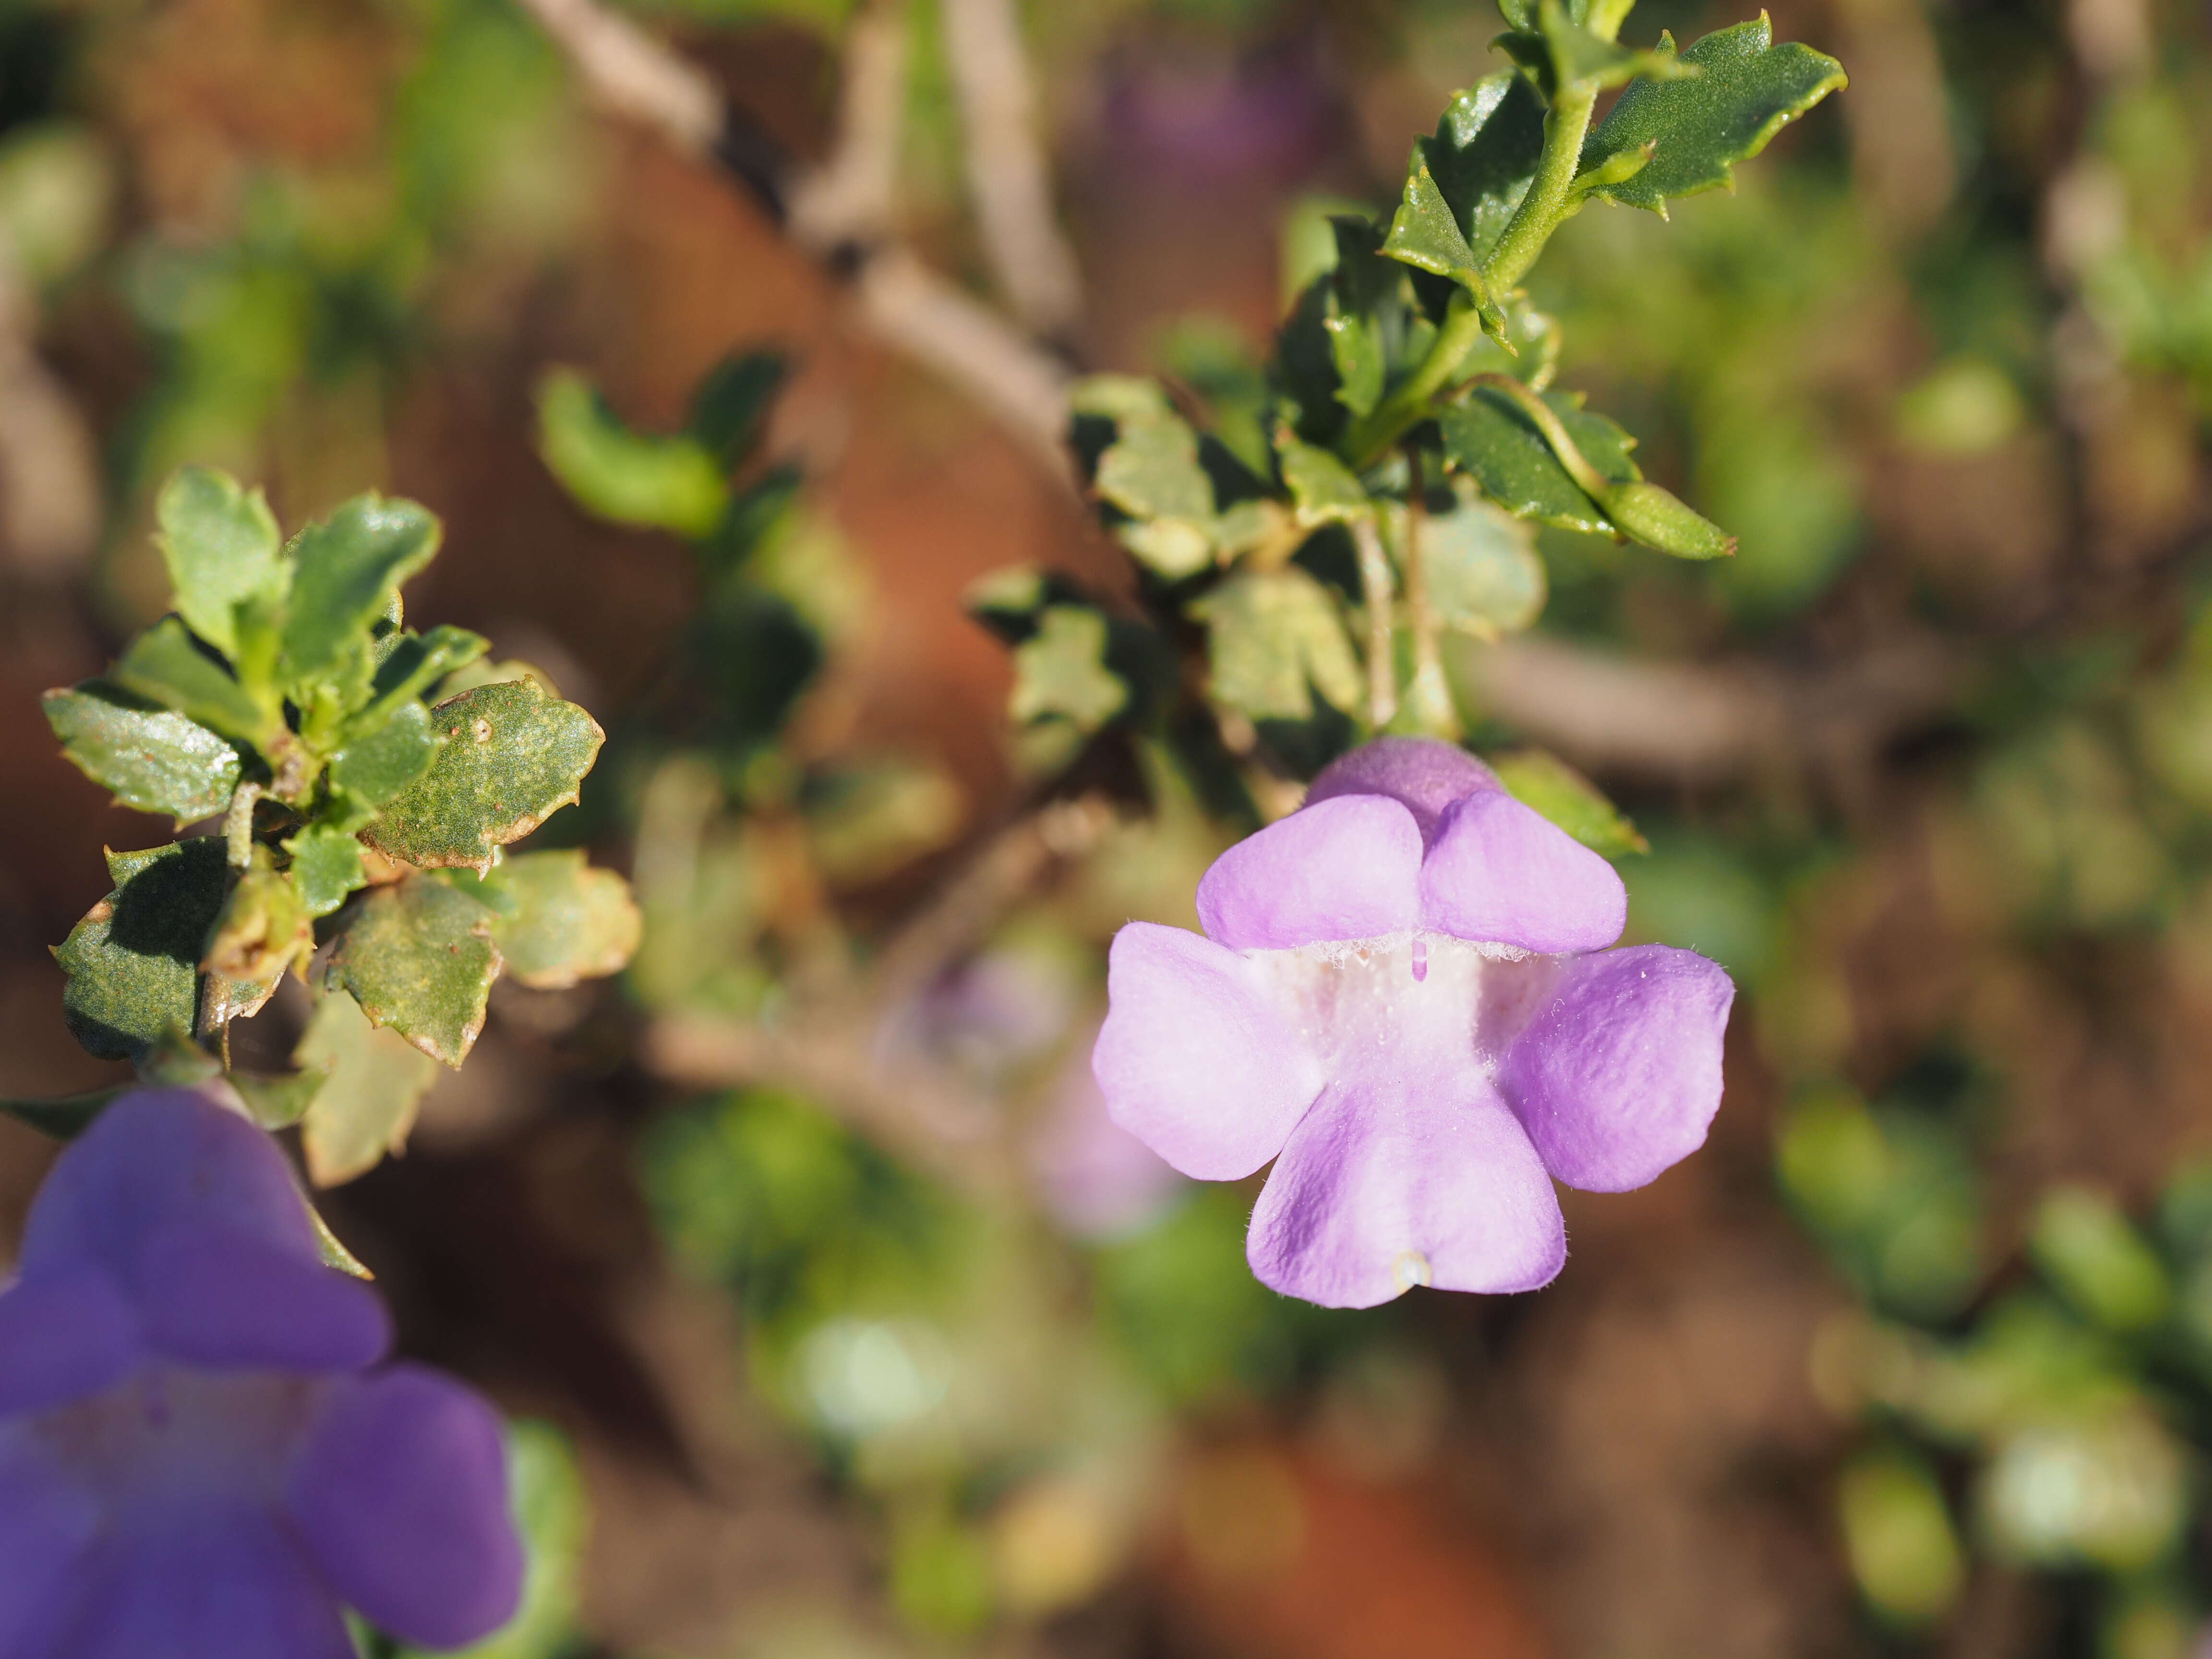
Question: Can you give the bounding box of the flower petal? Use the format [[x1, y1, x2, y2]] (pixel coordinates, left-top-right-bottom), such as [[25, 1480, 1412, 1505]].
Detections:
[[1306, 735, 1500, 843], [20, 1086, 319, 1283], [1196, 794, 1422, 948], [0, 1265, 142, 1414], [134, 1225, 390, 1374], [1094, 923, 1323, 1180], [286, 1365, 524, 1650], [1246, 1075, 1565, 1308], [1499, 945, 1734, 1192], [1419, 790, 1626, 952], [0, 1421, 101, 1654], [35, 1504, 355, 1659]]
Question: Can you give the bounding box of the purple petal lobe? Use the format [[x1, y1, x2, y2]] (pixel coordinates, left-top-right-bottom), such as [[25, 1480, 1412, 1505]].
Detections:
[[1094, 923, 1323, 1180], [0, 1266, 142, 1414], [134, 1226, 390, 1373], [287, 1365, 524, 1649], [1246, 1075, 1566, 1308], [1419, 790, 1627, 952], [1197, 794, 1422, 948], [0, 1422, 101, 1653], [1500, 945, 1734, 1191], [1306, 737, 1500, 843], [36, 1504, 356, 1659], [21, 1086, 318, 1283]]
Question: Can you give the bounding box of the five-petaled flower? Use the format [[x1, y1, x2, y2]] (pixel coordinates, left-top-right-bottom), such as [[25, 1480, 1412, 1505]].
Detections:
[[0, 1083, 522, 1659], [1094, 737, 1734, 1309]]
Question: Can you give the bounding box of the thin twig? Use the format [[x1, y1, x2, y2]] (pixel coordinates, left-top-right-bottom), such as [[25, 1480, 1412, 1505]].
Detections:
[[938, 0, 1082, 335], [786, 0, 910, 251], [0, 246, 99, 579], [1401, 450, 1456, 736], [1352, 516, 1399, 728]]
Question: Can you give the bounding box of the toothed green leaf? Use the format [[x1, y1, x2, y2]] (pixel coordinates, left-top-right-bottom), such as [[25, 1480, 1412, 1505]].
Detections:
[[43, 681, 241, 821], [1438, 387, 1640, 533], [155, 466, 284, 661], [326, 874, 502, 1067], [1192, 568, 1363, 722], [57, 838, 229, 1062]]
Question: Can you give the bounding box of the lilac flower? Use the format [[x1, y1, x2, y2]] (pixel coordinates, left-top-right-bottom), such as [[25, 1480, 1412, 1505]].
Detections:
[[1093, 738, 1734, 1309], [0, 1084, 522, 1658]]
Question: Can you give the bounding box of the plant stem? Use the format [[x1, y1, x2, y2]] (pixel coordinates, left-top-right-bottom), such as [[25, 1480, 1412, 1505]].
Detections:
[[224, 782, 264, 870], [1351, 516, 1399, 729], [1345, 292, 1486, 468], [1402, 449, 1458, 736]]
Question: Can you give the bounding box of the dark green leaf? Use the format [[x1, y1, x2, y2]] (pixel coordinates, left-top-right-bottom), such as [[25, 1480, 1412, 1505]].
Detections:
[[1192, 568, 1362, 721], [444, 850, 641, 990], [1578, 16, 1848, 215], [1324, 304, 1386, 420], [1503, 0, 1695, 99], [1380, 147, 1491, 305], [114, 616, 282, 751], [56, 838, 229, 1062], [331, 699, 442, 805], [1413, 72, 1547, 267], [1418, 490, 1547, 634], [361, 679, 605, 873], [1438, 387, 1639, 533], [288, 823, 367, 918], [1489, 748, 1648, 857], [293, 987, 440, 1185], [0, 1086, 128, 1139], [537, 368, 730, 538], [1010, 607, 1129, 733], [43, 681, 241, 821], [360, 625, 490, 724], [326, 875, 502, 1066], [155, 466, 284, 661], [688, 349, 787, 466], [279, 493, 442, 692]]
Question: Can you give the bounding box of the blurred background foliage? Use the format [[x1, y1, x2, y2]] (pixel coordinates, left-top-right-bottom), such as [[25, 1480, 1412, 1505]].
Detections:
[[0, 0, 2208, 1654]]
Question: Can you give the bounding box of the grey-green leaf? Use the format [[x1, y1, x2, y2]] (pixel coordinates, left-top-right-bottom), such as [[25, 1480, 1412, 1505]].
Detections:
[[1192, 568, 1363, 722], [1010, 606, 1129, 733], [1418, 492, 1547, 634], [287, 822, 367, 918], [331, 699, 442, 806], [444, 850, 642, 990], [326, 875, 502, 1066], [114, 616, 282, 751], [1578, 16, 1848, 215], [1438, 387, 1640, 533], [44, 681, 241, 821], [1277, 436, 1369, 525], [294, 987, 441, 1186], [156, 466, 284, 661], [56, 838, 229, 1061], [1096, 415, 1215, 521], [279, 493, 442, 692], [361, 679, 605, 873]]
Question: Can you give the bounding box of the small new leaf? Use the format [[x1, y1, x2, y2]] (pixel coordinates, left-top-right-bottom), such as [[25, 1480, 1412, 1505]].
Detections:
[[326, 875, 502, 1067], [538, 368, 731, 539], [1490, 748, 1649, 857], [1578, 14, 1848, 215], [43, 681, 241, 822], [1380, 150, 1503, 328], [156, 466, 284, 662], [445, 850, 642, 990], [1192, 568, 1363, 722], [287, 823, 367, 918], [114, 617, 282, 752], [280, 493, 442, 693], [56, 838, 229, 1062], [330, 699, 442, 806], [202, 848, 313, 1026], [357, 625, 489, 728], [1599, 481, 1737, 558], [361, 679, 605, 873], [294, 988, 441, 1187], [1010, 607, 1129, 733]]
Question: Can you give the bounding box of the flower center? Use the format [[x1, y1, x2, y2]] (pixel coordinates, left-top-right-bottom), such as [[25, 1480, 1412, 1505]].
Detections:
[[1254, 931, 1565, 1078], [25, 1366, 327, 1511]]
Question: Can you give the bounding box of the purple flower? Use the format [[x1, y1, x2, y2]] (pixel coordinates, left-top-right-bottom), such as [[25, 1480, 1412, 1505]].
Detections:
[[1093, 738, 1734, 1309], [0, 1084, 523, 1658]]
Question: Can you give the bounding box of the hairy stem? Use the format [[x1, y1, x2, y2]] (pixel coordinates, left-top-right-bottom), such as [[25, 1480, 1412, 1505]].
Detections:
[[1402, 450, 1458, 736], [1352, 516, 1400, 729]]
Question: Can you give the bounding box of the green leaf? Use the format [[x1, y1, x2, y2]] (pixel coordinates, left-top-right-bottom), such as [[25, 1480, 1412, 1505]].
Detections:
[[1410, 73, 1547, 267], [331, 699, 442, 805], [1010, 606, 1129, 733], [155, 466, 284, 661], [43, 681, 241, 821], [294, 987, 441, 1186], [1324, 304, 1386, 419], [326, 874, 502, 1066], [1192, 568, 1363, 722], [0, 1085, 128, 1140], [114, 616, 282, 751], [1600, 480, 1738, 559], [56, 838, 229, 1061], [229, 1068, 325, 1130], [1438, 387, 1639, 533], [288, 823, 367, 918], [1380, 147, 1502, 318], [688, 349, 787, 467], [1277, 436, 1370, 525], [1489, 748, 1647, 857], [1417, 490, 1547, 634], [279, 493, 442, 693], [1500, 0, 1695, 98], [362, 680, 605, 874], [536, 368, 730, 538], [443, 850, 642, 990], [357, 624, 490, 726], [1095, 416, 1219, 581], [1578, 15, 1848, 215]]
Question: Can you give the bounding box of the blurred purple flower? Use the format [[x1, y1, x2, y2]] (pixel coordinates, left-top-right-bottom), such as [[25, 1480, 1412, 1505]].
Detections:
[[1031, 1045, 1186, 1241], [0, 1084, 522, 1658], [1093, 738, 1734, 1309]]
